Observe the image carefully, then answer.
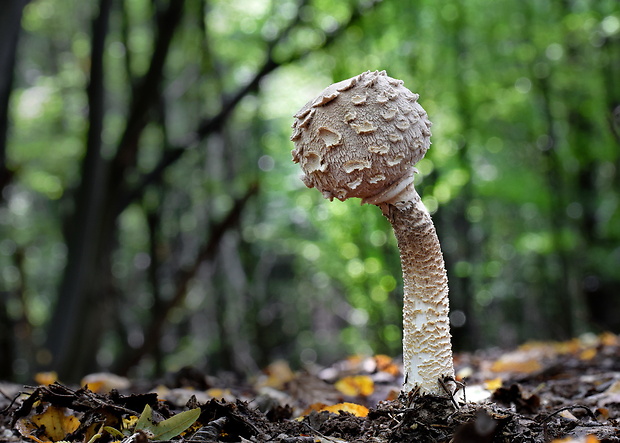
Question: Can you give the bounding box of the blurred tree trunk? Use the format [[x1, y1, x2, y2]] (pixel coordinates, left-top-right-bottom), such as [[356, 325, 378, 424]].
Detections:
[[44, 0, 114, 379], [0, 0, 28, 200], [0, 0, 28, 379]]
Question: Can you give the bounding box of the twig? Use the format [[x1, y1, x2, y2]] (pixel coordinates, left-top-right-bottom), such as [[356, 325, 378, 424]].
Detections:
[[0, 389, 22, 414], [541, 405, 597, 423], [438, 377, 460, 410]]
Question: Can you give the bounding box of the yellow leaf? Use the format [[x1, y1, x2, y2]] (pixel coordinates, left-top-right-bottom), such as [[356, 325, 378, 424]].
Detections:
[[600, 332, 617, 347], [34, 372, 58, 386], [484, 377, 503, 391], [579, 348, 597, 361], [301, 402, 369, 418], [259, 360, 295, 389], [334, 375, 374, 397], [374, 355, 400, 376], [301, 402, 328, 416], [123, 415, 139, 430], [345, 355, 363, 366], [206, 388, 233, 399], [490, 357, 541, 374], [81, 373, 130, 393], [30, 405, 80, 442], [555, 338, 582, 355], [550, 435, 600, 443], [321, 402, 369, 417]]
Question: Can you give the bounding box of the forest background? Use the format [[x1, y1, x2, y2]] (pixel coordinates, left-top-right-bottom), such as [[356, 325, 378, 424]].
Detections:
[[0, 0, 618, 384]]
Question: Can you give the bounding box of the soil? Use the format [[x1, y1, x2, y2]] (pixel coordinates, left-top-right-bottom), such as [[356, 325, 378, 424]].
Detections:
[[1, 333, 619, 442]]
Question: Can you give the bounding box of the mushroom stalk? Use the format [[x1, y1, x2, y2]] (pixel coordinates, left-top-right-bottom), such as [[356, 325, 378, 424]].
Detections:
[[379, 187, 454, 396]]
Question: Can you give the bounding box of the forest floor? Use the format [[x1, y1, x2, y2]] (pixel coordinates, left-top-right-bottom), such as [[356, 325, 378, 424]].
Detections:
[[1, 332, 620, 442]]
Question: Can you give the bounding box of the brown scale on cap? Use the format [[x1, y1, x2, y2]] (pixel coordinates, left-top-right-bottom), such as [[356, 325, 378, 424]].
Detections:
[[291, 70, 432, 205]]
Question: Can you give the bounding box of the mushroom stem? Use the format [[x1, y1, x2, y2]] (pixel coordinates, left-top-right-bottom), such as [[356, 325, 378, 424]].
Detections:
[[379, 185, 454, 396]]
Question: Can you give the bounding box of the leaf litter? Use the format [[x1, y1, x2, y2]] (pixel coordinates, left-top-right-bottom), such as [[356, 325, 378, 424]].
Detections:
[[0, 333, 619, 442]]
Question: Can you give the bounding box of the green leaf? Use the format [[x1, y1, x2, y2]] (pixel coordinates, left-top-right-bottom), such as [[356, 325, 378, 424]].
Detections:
[[134, 404, 155, 434], [150, 407, 201, 440], [103, 426, 125, 439]]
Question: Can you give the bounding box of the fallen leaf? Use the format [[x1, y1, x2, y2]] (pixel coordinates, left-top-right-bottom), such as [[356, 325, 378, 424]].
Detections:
[[134, 404, 154, 435], [555, 338, 582, 355], [29, 405, 80, 442], [134, 403, 201, 440], [123, 414, 139, 431], [334, 375, 374, 397], [15, 418, 42, 443], [604, 380, 620, 395], [374, 354, 400, 376], [484, 378, 503, 391], [303, 401, 369, 418], [81, 373, 130, 393], [596, 407, 609, 420], [490, 358, 541, 374], [34, 372, 58, 386], [599, 332, 617, 347], [579, 348, 597, 361], [550, 435, 599, 443], [557, 409, 577, 421], [258, 360, 295, 389], [321, 402, 369, 417], [206, 387, 233, 400], [152, 407, 202, 440]]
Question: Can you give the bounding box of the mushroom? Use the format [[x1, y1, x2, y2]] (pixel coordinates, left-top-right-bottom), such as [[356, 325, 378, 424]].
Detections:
[[291, 70, 456, 398]]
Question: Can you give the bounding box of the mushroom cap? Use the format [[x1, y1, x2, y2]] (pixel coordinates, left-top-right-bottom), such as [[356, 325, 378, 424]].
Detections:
[[291, 70, 432, 204]]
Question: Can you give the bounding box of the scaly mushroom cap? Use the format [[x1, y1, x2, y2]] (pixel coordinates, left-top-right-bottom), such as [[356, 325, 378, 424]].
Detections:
[[291, 70, 432, 204]]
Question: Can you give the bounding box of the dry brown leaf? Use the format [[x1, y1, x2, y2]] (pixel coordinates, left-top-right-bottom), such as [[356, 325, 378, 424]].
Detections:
[[15, 419, 43, 443]]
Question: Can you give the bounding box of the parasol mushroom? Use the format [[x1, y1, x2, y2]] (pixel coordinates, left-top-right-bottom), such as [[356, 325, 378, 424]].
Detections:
[[290, 70, 457, 398]]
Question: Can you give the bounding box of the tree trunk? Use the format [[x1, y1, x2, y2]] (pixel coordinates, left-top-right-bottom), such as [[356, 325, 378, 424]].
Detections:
[[0, 0, 28, 199], [44, 0, 113, 380]]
